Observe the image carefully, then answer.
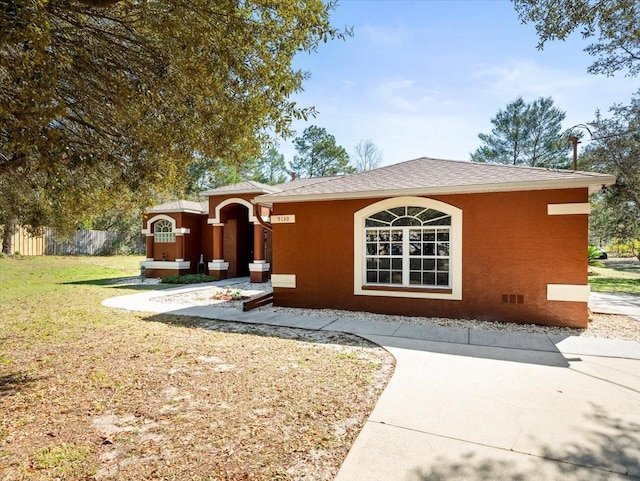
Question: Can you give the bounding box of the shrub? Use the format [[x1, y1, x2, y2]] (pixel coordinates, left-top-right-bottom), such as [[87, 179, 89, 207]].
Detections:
[[161, 274, 219, 285]]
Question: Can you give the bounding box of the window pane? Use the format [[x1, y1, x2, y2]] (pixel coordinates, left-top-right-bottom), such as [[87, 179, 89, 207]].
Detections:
[[409, 230, 421, 240], [379, 232, 390, 241], [369, 211, 394, 224], [437, 259, 449, 271], [391, 243, 403, 255], [392, 216, 420, 226], [366, 232, 378, 242], [409, 272, 421, 284], [437, 243, 449, 256], [437, 273, 449, 286], [410, 258, 420, 270], [389, 207, 405, 217], [407, 206, 424, 217], [391, 230, 403, 241], [365, 219, 388, 227], [379, 243, 390, 255], [366, 258, 377, 269], [367, 244, 377, 255], [409, 243, 421, 255], [423, 259, 435, 270], [423, 272, 435, 285], [380, 258, 390, 269], [366, 271, 377, 283], [437, 230, 450, 242], [422, 232, 435, 242], [379, 271, 390, 284], [392, 258, 402, 270], [423, 243, 435, 256], [391, 271, 403, 284]]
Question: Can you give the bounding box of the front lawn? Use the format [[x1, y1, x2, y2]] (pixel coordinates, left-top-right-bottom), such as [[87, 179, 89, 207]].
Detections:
[[589, 258, 640, 295], [0, 256, 392, 480]]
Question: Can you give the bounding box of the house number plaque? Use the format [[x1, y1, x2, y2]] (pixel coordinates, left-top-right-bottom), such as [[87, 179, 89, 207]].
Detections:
[[272, 215, 295, 224]]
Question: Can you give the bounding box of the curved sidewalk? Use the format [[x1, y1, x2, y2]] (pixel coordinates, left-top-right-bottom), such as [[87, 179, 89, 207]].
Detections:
[[103, 284, 640, 481]]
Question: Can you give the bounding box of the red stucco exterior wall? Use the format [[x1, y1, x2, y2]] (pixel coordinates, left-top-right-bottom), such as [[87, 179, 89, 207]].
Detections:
[[270, 188, 589, 328]]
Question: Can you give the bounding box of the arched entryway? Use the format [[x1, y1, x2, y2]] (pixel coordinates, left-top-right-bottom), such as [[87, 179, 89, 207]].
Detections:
[[220, 203, 254, 278]]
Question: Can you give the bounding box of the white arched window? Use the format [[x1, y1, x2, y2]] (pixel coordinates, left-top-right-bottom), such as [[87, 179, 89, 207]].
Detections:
[[354, 197, 462, 300], [154, 219, 175, 243]]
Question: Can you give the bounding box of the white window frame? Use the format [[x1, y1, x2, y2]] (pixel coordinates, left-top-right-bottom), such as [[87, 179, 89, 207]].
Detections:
[[354, 197, 462, 300], [154, 219, 176, 243]]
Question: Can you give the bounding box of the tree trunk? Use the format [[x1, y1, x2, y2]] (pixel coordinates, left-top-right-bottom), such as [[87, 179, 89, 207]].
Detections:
[[1, 218, 15, 255]]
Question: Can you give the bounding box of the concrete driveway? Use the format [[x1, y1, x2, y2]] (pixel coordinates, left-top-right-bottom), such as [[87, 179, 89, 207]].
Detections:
[[336, 335, 640, 481]]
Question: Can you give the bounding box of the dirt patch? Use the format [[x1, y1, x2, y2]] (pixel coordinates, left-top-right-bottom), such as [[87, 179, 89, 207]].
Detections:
[[1, 312, 393, 480]]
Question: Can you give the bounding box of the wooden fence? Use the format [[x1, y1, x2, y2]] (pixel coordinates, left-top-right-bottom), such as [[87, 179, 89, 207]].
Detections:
[[5, 226, 144, 256], [10, 226, 46, 256]]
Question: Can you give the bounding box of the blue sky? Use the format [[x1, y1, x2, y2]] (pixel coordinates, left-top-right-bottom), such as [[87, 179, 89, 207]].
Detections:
[[278, 0, 639, 167]]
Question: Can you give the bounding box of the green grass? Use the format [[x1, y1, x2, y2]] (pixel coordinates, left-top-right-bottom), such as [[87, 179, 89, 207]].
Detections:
[[160, 273, 219, 284], [589, 259, 640, 294]]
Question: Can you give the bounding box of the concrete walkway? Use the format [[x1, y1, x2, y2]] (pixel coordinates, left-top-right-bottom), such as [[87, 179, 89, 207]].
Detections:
[[590, 291, 640, 321], [103, 282, 640, 480]]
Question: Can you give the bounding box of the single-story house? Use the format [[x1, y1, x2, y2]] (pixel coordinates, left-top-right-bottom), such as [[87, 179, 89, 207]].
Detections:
[[142, 157, 615, 328]]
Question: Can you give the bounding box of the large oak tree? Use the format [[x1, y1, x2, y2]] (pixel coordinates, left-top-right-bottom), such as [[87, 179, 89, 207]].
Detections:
[[0, 0, 347, 251]]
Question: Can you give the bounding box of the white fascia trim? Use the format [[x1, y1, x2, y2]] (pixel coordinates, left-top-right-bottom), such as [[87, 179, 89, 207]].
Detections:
[[272, 274, 296, 288], [141, 260, 191, 270], [547, 284, 590, 302], [148, 207, 206, 214], [547, 203, 591, 215], [353, 196, 462, 301], [199, 188, 274, 196], [208, 197, 257, 224], [249, 262, 271, 272], [256, 176, 616, 204]]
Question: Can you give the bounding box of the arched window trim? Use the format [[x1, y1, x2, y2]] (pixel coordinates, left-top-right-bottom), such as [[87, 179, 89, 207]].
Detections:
[[154, 218, 176, 243], [354, 197, 462, 300]]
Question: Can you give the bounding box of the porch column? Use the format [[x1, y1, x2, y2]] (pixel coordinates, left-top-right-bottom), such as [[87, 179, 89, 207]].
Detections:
[[208, 223, 228, 279], [249, 223, 270, 283]]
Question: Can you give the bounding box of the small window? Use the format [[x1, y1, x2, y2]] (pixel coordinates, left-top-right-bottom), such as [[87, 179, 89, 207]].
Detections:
[[364, 206, 451, 289], [154, 219, 175, 243]]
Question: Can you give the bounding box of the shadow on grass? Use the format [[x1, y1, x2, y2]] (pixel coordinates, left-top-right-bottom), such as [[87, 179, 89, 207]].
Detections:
[[407, 403, 639, 480], [64, 277, 173, 291], [603, 258, 640, 274], [0, 371, 37, 397]]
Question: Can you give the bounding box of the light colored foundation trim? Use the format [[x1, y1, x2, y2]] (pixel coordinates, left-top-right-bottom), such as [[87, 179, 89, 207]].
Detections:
[[547, 203, 591, 216], [140, 260, 190, 270], [208, 261, 229, 270], [249, 262, 271, 272], [175, 228, 190, 234], [207, 220, 224, 226], [547, 284, 590, 302], [272, 215, 295, 224], [272, 274, 296, 288]]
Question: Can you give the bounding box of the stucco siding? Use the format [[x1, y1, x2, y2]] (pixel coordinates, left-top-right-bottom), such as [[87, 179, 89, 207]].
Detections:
[[271, 188, 589, 328]]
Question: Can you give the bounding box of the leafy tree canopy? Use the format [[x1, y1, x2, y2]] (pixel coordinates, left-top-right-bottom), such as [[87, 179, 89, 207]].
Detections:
[[289, 125, 354, 178], [470, 96, 572, 168], [0, 0, 348, 248], [580, 93, 640, 259], [514, 0, 640, 77]]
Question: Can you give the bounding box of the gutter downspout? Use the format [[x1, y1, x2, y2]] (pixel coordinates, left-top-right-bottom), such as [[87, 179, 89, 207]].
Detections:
[[253, 203, 273, 232]]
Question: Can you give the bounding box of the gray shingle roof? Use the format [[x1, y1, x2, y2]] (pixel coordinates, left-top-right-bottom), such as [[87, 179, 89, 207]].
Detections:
[[256, 157, 616, 203], [199, 180, 279, 196], [148, 200, 208, 214]]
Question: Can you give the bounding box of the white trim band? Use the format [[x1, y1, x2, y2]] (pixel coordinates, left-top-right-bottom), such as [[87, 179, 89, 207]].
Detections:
[[547, 284, 590, 302], [208, 261, 229, 271], [272, 274, 296, 288], [547, 203, 591, 216], [140, 260, 190, 270], [249, 262, 271, 272]]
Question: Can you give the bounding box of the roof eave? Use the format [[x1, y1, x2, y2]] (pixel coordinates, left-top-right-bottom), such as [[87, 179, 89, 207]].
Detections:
[[254, 176, 616, 204], [199, 188, 275, 197]]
